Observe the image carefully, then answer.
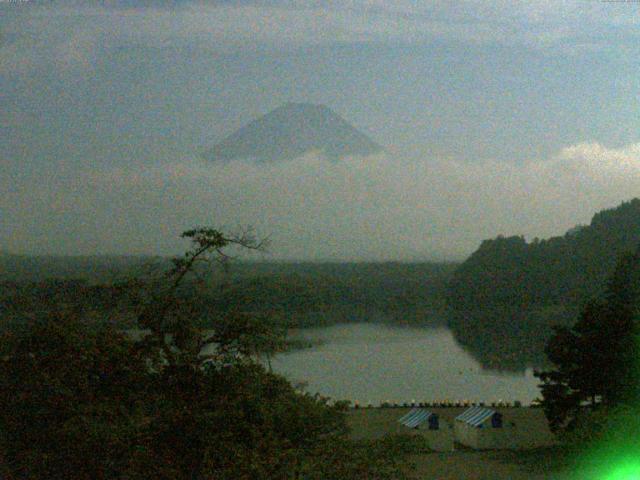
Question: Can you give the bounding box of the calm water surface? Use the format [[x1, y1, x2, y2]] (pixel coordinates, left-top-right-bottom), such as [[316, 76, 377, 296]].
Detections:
[[272, 323, 541, 405]]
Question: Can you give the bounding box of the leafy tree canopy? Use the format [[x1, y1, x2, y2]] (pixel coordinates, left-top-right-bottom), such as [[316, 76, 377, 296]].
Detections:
[[0, 227, 413, 479]]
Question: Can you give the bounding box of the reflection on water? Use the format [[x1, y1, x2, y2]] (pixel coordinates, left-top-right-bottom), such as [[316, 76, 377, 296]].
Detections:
[[272, 323, 541, 405], [447, 306, 573, 371]]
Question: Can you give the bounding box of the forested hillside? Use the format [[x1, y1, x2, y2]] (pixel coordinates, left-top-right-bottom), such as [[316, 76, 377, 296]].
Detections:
[[448, 198, 640, 310], [1, 260, 457, 330], [445, 199, 640, 371], [210, 262, 455, 326]]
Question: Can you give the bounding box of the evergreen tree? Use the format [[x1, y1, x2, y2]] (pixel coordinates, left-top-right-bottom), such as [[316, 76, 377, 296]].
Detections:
[[535, 245, 640, 432]]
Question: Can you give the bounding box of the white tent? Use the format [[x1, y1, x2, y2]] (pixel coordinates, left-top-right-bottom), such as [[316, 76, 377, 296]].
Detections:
[[398, 408, 437, 429], [454, 406, 514, 449], [397, 408, 454, 452]]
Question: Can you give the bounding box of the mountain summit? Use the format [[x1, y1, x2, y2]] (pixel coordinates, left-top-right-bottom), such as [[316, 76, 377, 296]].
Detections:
[[204, 103, 383, 162]]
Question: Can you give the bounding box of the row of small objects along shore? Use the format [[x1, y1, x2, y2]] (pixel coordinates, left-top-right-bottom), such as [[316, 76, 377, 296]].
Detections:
[[349, 399, 542, 409]]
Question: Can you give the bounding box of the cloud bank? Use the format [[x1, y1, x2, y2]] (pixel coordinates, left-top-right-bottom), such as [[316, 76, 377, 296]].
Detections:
[[3, 142, 639, 260], [2, 2, 637, 260]]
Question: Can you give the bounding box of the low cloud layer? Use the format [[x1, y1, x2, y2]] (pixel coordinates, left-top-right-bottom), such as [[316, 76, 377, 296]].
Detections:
[[4, 143, 639, 260]]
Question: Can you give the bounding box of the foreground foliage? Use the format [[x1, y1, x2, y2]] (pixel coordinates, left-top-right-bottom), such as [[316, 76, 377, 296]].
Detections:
[[536, 244, 640, 433], [0, 228, 412, 479]]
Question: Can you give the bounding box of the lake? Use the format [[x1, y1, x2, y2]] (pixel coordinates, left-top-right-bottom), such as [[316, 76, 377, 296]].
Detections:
[[272, 323, 542, 405]]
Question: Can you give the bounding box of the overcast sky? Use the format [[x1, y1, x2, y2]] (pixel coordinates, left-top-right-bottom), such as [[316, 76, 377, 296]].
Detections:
[[1, 1, 639, 260]]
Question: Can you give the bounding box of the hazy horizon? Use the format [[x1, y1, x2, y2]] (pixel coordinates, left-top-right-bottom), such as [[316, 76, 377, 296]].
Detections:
[[2, 1, 639, 260]]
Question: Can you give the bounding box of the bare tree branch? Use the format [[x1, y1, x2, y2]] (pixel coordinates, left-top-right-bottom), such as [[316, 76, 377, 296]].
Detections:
[[134, 226, 269, 369]]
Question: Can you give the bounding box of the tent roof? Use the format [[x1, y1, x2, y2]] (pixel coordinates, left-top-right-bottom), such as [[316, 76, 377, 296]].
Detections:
[[398, 408, 434, 428], [455, 406, 497, 427]]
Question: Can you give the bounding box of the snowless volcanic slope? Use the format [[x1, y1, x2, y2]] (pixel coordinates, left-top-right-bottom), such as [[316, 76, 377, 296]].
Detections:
[[205, 103, 383, 162]]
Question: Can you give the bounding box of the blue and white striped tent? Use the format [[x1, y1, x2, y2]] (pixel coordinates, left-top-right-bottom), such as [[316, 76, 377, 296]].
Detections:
[[455, 406, 501, 428], [398, 408, 436, 429]]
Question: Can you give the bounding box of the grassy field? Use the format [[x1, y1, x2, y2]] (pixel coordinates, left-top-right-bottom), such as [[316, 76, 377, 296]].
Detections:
[[407, 448, 570, 480], [347, 407, 571, 479]]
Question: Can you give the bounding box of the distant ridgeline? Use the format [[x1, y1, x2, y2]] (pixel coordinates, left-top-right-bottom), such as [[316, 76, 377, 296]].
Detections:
[[0, 254, 158, 283], [448, 198, 640, 310]]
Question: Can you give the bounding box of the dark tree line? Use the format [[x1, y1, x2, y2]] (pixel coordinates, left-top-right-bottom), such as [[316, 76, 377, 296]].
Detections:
[[444, 198, 640, 371], [448, 198, 640, 310], [1, 257, 456, 331]]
